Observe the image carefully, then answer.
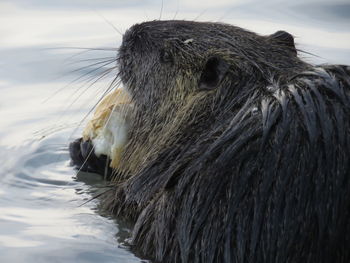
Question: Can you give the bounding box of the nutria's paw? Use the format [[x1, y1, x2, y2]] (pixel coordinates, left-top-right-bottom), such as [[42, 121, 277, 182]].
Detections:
[[69, 138, 112, 176]]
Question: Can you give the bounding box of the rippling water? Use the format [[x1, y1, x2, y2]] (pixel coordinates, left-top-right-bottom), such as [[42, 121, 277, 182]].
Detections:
[[0, 0, 349, 262]]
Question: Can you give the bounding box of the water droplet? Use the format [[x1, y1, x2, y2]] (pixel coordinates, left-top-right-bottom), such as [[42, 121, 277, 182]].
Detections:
[[251, 107, 259, 115]]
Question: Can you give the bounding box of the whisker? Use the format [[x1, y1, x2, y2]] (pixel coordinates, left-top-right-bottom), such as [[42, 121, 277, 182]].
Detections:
[[216, 8, 233, 22], [172, 0, 180, 20], [33, 122, 82, 140], [159, 0, 164, 20], [144, 10, 150, 21], [65, 60, 117, 91], [69, 66, 117, 98], [193, 9, 207, 21], [67, 56, 116, 64], [75, 142, 99, 183], [78, 187, 114, 207], [65, 67, 119, 114], [96, 75, 121, 108], [63, 49, 98, 63], [93, 10, 123, 36], [297, 49, 321, 58], [44, 47, 118, 52], [69, 59, 116, 75], [54, 70, 117, 138], [48, 60, 116, 102], [59, 47, 117, 67], [42, 58, 116, 104], [67, 73, 122, 143], [104, 157, 110, 181]]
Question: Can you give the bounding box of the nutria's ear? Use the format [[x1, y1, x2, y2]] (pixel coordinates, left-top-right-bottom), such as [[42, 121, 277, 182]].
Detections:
[[198, 57, 229, 91], [269, 30, 297, 54]]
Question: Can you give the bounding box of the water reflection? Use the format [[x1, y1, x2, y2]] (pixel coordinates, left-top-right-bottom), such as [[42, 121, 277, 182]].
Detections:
[[0, 132, 141, 262]]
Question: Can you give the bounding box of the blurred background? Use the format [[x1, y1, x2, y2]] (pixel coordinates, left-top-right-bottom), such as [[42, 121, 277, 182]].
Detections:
[[0, 0, 349, 262]]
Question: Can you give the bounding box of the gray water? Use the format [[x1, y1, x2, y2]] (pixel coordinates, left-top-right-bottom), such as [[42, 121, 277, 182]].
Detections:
[[0, 0, 349, 262]]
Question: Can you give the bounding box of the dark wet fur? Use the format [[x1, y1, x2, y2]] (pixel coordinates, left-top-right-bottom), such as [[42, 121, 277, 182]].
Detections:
[[70, 21, 350, 263]]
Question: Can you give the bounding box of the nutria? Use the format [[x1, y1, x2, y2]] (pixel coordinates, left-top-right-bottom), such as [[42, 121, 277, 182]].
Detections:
[[70, 20, 350, 263]]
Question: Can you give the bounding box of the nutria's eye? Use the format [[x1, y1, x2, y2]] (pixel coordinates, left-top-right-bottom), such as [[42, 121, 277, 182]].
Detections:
[[160, 50, 173, 64]]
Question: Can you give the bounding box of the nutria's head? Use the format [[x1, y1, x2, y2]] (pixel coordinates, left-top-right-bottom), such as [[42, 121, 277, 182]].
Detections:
[[118, 21, 306, 107], [116, 20, 309, 175]]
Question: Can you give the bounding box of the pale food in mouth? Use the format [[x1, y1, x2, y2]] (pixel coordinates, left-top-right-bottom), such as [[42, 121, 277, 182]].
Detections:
[[82, 88, 132, 168]]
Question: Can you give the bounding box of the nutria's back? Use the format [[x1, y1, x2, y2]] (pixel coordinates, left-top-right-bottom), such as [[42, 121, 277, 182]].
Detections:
[[70, 20, 350, 263]]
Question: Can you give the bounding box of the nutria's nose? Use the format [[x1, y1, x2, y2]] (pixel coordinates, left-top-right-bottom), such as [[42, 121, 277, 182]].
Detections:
[[121, 23, 152, 53]]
